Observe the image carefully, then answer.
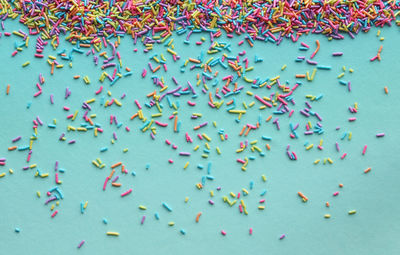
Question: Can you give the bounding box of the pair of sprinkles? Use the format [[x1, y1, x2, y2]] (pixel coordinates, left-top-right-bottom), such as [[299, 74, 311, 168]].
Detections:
[[0, 0, 396, 251]]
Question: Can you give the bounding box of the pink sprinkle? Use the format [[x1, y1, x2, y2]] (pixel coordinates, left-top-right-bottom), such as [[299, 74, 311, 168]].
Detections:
[[301, 42, 310, 48], [168, 159, 174, 164], [103, 177, 110, 191], [249, 228, 253, 235], [362, 145, 367, 155], [155, 121, 168, 127], [121, 188, 133, 197], [348, 117, 356, 122], [333, 191, 339, 196], [95, 86, 103, 95], [221, 230, 227, 236], [280, 234, 286, 240], [341, 153, 347, 159], [51, 210, 58, 218]]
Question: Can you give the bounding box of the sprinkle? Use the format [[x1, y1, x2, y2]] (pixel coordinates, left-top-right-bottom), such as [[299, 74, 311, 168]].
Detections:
[[77, 240, 85, 249], [106, 232, 120, 236], [120, 188, 132, 197], [162, 202, 172, 212]]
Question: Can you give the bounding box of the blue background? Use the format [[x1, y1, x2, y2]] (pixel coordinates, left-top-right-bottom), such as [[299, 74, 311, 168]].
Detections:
[[0, 20, 399, 255]]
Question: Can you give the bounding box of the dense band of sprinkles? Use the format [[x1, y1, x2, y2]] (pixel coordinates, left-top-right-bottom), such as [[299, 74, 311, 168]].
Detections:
[[0, 0, 399, 49], [0, 0, 395, 251]]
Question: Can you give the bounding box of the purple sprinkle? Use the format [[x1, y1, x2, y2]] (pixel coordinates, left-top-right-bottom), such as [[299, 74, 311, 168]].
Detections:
[[77, 240, 85, 249], [12, 136, 22, 143]]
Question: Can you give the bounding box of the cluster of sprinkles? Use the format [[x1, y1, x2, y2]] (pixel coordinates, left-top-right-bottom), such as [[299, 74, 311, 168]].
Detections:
[[0, 0, 396, 249]]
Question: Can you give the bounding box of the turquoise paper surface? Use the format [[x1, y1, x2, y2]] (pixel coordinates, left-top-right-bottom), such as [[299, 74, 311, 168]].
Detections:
[[0, 20, 399, 255]]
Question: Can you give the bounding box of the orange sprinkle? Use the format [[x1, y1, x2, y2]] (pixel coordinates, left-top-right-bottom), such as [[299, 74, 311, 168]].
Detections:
[[88, 117, 94, 126], [214, 71, 219, 77], [51, 62, 55, 75], [209, 92, 213, 103], [266, 115, 272, 122], [108, 169, 115, 179], [146, 91, 156, 97], [125, 67, 131, 72], [298, 192, 308, 201], [195, 212, 202, 223], [153, 65, 161, 73], [384, 86, 388, 94], [226, 100, 234, 105], [189, 58, 200, 63], [8, 146, 17, 151], [266, 144, 271, 150], [239, 125, 246, 136], [130, 113, 138, 120], [326, 202, 330, 207], [364, 167, 371, 173], [244, 126, 251, 136], [73, 75, 80, 79], [112, 183, 121, 187], [295, 74, 306, 78], [174, 115, 178, 132], [111, 162, 122, 169], [6, 84, 10, 95]]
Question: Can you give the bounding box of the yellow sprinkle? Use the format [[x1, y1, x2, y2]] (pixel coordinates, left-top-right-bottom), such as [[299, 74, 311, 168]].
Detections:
[[194, 145, 199, 151], [84, 201, 88, 209], [281, 64, 287, 71], [324, 214, 331, 218], [314, 159, 320, 164], [327, 158, 333, 164], [0, 173, 5, 178], [210, 190, 214, 197], [184, 162, 189, 169], [305, 144, 314, 150], [202, 133, 211, 142], [37, 191, 41, 198], [185, 197, 189, 203], [106, 232, 120, 236], [258, 206, 265, 210], [9, 169, 14, 174], [261, 174, 267, 182], [168, 222, 175, 226], [139, 205, 147, 210], [348, 210, 356, 215], [22, 61, 30, 67], [230, 192, 236, 198]]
